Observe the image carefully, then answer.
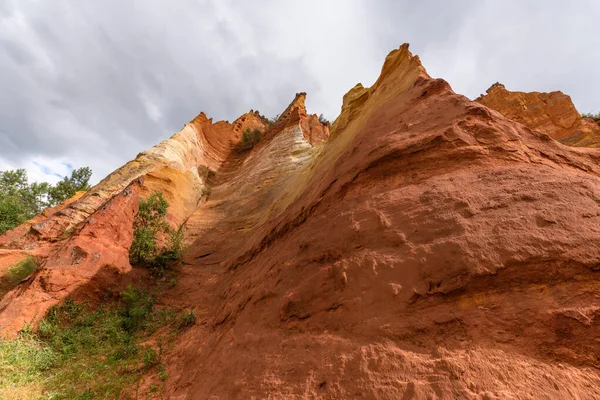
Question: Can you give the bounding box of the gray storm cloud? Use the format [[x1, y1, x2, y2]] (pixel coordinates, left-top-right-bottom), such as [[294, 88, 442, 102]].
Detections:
[[0, 0, 599, 183]]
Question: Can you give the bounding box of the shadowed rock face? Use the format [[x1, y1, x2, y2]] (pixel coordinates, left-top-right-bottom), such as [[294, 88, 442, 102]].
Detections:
[[477, 82, 600, 147], [2, 44, 600, 399]]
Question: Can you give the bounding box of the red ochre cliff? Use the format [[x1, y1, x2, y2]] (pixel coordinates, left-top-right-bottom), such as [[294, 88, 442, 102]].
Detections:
[[1, 44, 600, 399], [477, 82, 600, 147]]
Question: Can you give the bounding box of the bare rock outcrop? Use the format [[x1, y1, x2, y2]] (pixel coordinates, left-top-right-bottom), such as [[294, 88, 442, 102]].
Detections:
[[476, 82, 600, 147]]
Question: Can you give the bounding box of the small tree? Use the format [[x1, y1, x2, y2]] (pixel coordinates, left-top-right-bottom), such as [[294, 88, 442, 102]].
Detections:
[[268, 114, 280, 129], [48, 167, 92, 206], [0, 167, 92, 234], [237, 128, 262, 152], [129, 193, 185, 272]]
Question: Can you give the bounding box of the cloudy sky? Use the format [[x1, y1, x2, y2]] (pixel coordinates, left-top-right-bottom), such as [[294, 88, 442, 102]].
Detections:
[[1, 0, 599, 184]]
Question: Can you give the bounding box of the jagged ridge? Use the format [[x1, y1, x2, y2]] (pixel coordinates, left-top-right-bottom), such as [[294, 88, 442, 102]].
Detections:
[[1, 43, 600, 399]]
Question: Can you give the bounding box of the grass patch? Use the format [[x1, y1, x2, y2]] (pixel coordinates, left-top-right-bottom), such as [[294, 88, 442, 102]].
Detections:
[[0, 256, 39, 299], [6, 256, 38, 285], [177, 309, 196, 330], [0, 285, 192, 399]]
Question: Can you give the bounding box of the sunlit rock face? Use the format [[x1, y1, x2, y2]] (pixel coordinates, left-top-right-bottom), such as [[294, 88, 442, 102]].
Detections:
[[2, 44, 600, 399], [477, 82, 600, 147]]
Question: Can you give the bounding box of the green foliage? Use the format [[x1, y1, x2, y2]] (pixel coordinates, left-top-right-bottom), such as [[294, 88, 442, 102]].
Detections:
[[198, 165, 215, 179], [0, 169, 37, 234], [129, 227, 158, 266], [0, 167, 92, 235], [0, 286, 180, 398], [237, 128, 262, 151], [164, 225, 185, 260], [201, 186, 212, 197], [142, 347, 159, 369], [129, 193, 169, 266], [581, 111, 600, 121], [0, 194, 29, 234], [178, 309, 196, 330], [318, 113, 330, 124], [120, 285, 155, 332], [129, 193, 185, 273], [7, 256, 38, 283], [135, 193, 169, 232], [268, 114, 280, 129], [47, 167, 92, 206], [157, 364, 169, 381], [0, 256, 39, 298]]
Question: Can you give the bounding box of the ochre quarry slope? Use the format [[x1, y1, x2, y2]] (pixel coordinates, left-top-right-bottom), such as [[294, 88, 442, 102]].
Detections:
[[477, 82, 600, 147], [1, 44, 600, 399], [0, 109, 271, 332]]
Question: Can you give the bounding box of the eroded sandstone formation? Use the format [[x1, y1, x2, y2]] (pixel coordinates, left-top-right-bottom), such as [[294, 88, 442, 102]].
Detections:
[[2, 44, 600, 399], [477, 82, 600, 147]]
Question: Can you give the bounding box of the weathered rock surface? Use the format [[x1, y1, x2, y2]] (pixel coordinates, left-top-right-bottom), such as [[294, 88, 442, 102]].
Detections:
[[2, 44, 600, 399], [476, 82, 600, 147], [0, 108, 273, 332]]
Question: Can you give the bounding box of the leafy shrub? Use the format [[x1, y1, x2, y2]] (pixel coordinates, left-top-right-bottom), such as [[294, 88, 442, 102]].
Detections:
[[581, 111, 600, 121], [198, 165, 216, 179], [129, 193, 185, 273], [268, 114, 280, 128], [237, 128, 262, 151], [121, 285, 155, 332], [178, 309, 196, 330], [142, 347, 159, 369], [158, 364, 169, 381], [130, 226, 160, 266], [164, 225, 185, 260]]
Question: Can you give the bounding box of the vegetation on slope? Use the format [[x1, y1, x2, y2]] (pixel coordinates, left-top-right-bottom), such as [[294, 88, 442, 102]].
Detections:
[[581, 111, 600, 121], [129, 192, 184, 275], [0, 256, 39, 299], [237, 128, 262, 151], [0, 167, 92, 234], [0, 284, 195, 399], [0, 192, 193, 398]]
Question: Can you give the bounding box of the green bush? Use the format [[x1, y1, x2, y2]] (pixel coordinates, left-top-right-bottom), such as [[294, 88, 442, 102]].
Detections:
[[237, 128, 262, 151], [158, 364, 169, 381], [268, 114, 280, 129], [142, 347, 159, 369], [178, 309, 196, 330], [581, 111, 600, 121], [198, 165, 215, 179], [129, 193, 185, 273], [120, 285, 155, 332]]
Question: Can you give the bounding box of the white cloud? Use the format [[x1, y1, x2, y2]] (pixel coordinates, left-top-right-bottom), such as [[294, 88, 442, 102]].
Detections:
[[0, 0, 599, 185]]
